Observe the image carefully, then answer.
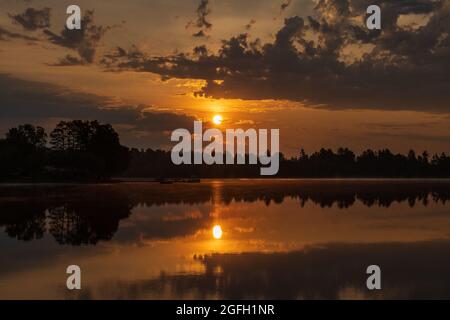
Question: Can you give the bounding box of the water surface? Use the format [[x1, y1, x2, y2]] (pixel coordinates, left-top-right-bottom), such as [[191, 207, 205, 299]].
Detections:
[[1, 179, 450, 299]]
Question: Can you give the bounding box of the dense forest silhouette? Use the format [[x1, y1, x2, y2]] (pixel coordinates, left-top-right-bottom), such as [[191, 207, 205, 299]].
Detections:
[[125, 147, 450, 178], [1, 121, 450, 179], [0, 121, 130, 180]]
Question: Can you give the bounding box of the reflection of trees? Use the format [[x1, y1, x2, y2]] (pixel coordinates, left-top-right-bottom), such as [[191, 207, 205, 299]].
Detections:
[[0, 188, 132, 245], [0, 202, 46, 241], [1, 181, 450, 245], [0, 184, 215, 245], [112, 240, 450, 300], [47, 198, 131, 245]]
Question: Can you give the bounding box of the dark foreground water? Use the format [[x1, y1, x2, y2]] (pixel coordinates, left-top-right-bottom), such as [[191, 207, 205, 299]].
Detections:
[[1, 179, 450, 299]]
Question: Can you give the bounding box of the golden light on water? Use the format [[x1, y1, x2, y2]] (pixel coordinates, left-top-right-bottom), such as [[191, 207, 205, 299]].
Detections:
[[213, 115, 223, 125], [212, 225, 223, 239]]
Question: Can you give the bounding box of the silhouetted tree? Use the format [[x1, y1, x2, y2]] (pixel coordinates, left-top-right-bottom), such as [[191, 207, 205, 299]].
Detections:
[[0, 121, 130, 180], [0, 124, 47, 178], [6, 124, 47, 148], [49, 120, 130, 179]]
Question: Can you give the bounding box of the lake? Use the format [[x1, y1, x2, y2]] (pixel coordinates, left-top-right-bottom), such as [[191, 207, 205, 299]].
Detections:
[[1, 179, 450, 299]]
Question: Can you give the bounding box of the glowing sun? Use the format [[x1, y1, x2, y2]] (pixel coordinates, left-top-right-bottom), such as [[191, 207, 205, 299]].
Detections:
[[212, 225, 223, 239], [213, 115, 223, 125]]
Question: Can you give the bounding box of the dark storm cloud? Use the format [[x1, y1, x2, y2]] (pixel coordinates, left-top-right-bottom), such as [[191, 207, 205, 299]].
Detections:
[[0, 74, 195, 134], [187, 0, 212, 37], [43, 10, 112, 64], [9, 7, 51, 31], [104, 0, 450, 113]]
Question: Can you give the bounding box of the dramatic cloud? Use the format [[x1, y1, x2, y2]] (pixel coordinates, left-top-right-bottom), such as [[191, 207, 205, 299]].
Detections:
[[3, 7, 112, 64], [50, 54, 86, 66], [187, 0, 212, 37], [9, 7, 51, 31], [43, 10, 112, 64], [104, 0, 450, 113], [0, 26, 37, 41], [0, 74, 196, 140]]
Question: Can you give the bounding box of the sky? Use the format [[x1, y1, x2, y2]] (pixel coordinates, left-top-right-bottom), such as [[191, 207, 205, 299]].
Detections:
[[0, 0, 449, 156]]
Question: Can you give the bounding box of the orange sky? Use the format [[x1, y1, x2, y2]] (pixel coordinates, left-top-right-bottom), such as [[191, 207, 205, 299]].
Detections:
[[0, 0, 449, 156]]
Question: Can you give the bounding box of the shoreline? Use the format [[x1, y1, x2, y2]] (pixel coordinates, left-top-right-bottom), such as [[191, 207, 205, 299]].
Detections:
[[1, 177, 450, 186]]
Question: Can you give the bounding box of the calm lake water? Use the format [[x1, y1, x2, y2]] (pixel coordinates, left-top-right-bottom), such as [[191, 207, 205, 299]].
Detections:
[[1, 179, 450, 300]]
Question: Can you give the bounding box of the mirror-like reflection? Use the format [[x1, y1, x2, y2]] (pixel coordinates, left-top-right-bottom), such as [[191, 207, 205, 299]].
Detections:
[[1, 179, 450, 299], [89, 240, 450, 300]]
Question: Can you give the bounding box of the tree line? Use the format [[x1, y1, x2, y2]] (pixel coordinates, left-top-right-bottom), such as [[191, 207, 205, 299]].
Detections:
[[1, 121, 450, 180], [0, 121, 130, 180], [124, 147, 450, 178]]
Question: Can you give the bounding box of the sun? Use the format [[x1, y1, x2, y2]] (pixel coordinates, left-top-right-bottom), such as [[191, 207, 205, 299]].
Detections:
[[212, 115, 223, 125], [212, 225, 223, 239]]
